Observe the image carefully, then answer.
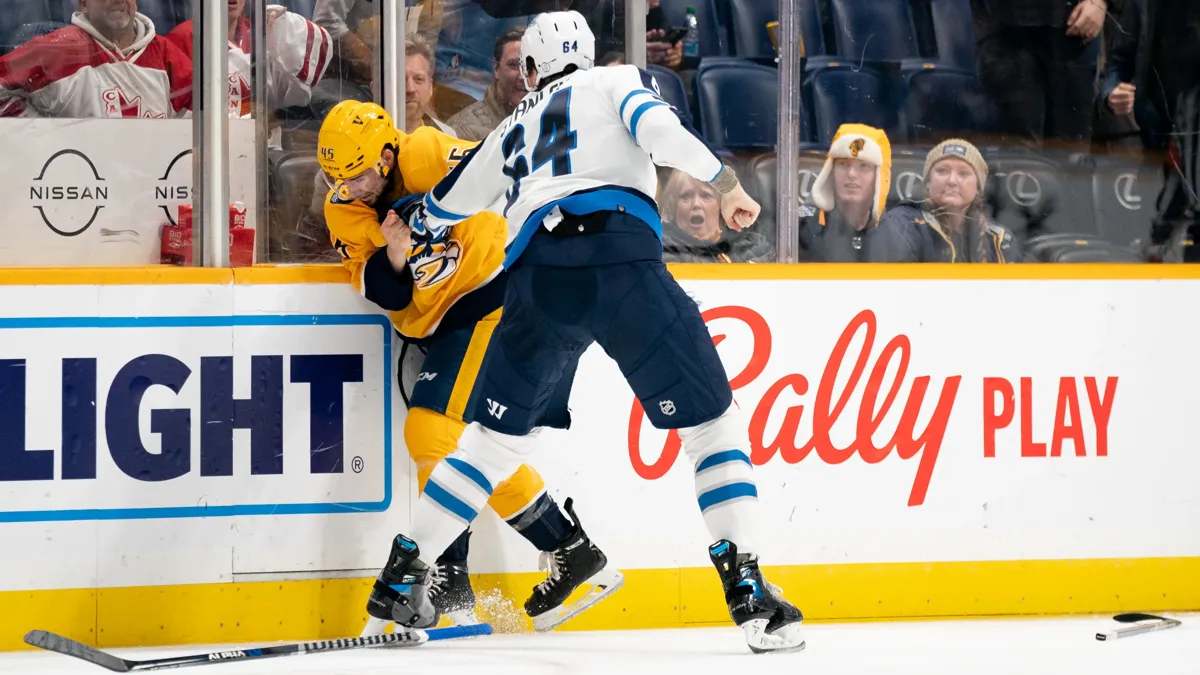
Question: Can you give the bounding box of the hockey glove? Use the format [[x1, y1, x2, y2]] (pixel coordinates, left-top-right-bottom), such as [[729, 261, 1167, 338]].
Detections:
[[391, 194, 444, 259]]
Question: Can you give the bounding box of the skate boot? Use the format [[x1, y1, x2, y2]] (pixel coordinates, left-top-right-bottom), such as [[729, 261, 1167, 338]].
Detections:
[[364, 535, 440, 631], [428, 561, 480, 626], [709, 540, 805, 654], [524, 498, 625, 631]]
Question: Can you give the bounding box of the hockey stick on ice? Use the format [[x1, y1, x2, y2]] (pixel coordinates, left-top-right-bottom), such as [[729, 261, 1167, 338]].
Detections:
[[24, 623, 492, 672], [1095, 613, 1182, 641]]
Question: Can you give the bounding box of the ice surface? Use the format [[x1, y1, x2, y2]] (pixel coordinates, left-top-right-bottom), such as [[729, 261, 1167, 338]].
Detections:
[[4, 615, 1197, 675]]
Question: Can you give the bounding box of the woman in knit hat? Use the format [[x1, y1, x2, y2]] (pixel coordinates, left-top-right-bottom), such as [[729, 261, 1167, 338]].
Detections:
[[872, 139, 1022, 263], [799, 123, 892, 262]]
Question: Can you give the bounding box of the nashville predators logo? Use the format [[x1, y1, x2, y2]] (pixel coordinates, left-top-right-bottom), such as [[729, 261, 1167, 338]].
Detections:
[[848, 138, 865, 158], [409, 239, 462, 289]]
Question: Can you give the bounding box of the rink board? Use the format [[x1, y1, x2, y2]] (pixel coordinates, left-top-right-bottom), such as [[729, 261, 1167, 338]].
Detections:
[[0, 264, 1198, 650]]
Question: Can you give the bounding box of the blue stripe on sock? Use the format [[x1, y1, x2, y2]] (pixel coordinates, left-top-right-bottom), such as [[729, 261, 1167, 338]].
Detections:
[[698, 482, 758, 512], [695, 449, 751, 473], [425, 479, 479, 523], [444, 457, 494, 495]]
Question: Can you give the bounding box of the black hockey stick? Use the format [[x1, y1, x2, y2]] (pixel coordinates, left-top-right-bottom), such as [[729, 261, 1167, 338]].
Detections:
[[24, 623, 492, 672], [1095, 613, 1182, 641]]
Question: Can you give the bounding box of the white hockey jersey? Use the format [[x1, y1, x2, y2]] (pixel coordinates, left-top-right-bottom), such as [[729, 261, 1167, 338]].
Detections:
[[421, 65, 723, 267], [0, 12, 192, 118], [167, 9, 332, 117]]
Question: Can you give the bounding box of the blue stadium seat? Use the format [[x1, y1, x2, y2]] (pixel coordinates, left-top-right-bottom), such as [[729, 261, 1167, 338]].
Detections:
[[645, 64, 692, 128], [828, 0, 918, 62], [903, 65, 990, 143], [929, 0, 976, 72], [694, 60, 777, 150], [805, 62, 902, 145], [3, 21, 63, 53], [0, 0, 54, 52], [728, 0, 775, 59], [658, 0, 727, 57], [799, 0, 825, 57]]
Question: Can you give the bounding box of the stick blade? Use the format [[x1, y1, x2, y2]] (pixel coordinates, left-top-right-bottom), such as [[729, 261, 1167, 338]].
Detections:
[[25, 630, 132, 672]]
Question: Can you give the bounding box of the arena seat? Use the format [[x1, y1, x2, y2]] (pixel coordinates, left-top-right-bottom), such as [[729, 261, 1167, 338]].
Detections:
[[806, 62, 902, 145], [727, 0, 775, 59], [694, 60, 777, 150], [828, 0, 918, 62], [903, 65, 990, 143], [984, 150, 1098, 241], [929, 0, 976, 71], [0, 0, 55, 52]]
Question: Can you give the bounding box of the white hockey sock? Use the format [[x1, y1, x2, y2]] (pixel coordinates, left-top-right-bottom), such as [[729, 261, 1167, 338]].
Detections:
[[678, 405, 760, 553], [409, 423, 537, 561], [692, 448, 759, 553]]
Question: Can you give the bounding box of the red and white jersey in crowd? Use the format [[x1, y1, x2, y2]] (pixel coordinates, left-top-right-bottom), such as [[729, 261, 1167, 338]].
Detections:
[[0, 12, 192, 118], [168, 8, 332, 117]]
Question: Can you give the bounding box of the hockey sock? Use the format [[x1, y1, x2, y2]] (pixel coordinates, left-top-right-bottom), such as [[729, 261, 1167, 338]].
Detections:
[[410, 424, 535, 561], [437, 530, 471, 564], [507, 493, 574, 552], [692, 448, 759, 553]]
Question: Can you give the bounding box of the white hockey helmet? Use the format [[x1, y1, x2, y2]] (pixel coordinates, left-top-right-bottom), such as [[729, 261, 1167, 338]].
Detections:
[[520, 10, 595, 92]]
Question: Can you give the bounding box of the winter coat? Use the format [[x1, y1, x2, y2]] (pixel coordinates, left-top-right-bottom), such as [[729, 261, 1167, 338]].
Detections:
[[872, 203, 1022, 263]]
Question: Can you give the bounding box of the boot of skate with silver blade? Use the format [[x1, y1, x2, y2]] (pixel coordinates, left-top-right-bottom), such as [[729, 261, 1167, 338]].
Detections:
[[709, 539, 805, 654], [524, 498, 625, 631], [364, 535, 440, 631], [429, 561, 480, 626]]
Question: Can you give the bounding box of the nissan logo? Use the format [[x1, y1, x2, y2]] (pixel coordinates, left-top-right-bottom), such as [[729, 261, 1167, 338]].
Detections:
[[30, 149, 107, 237], [1114, 172, 1141, 210], [1004, 171, 1042, 207]]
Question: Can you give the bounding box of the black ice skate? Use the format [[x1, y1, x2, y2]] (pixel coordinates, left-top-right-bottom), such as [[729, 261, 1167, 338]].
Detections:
[[429, 561, 480, 626], [709, 539, 805, 654], [363, 535, 440, 631], [524, 498, 625, 631]]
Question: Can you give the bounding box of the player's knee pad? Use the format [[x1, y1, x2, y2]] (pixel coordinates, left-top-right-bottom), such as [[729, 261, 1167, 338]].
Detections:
[[404, 407, 467, 491], [454, 422, 542, 490]]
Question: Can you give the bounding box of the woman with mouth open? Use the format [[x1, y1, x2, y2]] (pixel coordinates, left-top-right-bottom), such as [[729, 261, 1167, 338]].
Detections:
[[658, 169, 776, 263]]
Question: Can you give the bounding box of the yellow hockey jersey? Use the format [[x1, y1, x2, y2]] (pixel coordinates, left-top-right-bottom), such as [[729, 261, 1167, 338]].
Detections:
[[325, 126, 509, 340]]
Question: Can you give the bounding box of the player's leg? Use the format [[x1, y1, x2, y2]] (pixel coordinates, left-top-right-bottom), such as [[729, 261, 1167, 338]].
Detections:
[[370, 269, 619, 629], [593, 259, 804, 654]]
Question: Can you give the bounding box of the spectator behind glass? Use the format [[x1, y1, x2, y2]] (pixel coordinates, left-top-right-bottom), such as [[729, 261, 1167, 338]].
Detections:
[[406, 34, 455, 135], [645, 0, 682, 71], [874, 140, 1021, 263], [315, 0, 444, 100], [167, 1, 332, 118], [446, 26, 525, 142], [799, 124, 892, 262], [591, 0, 686, 74], [971, 0, 1104, 150], [0, 0, 192, 118], [659, 169, 775, 263]]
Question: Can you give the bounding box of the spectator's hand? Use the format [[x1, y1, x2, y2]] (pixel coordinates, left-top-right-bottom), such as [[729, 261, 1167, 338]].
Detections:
[[720, 183, 760, 231], [1107, 81, 1136, 116], [646, 29, 672, 65], [1066, 0, 1106, 42], [662, 38, 683, 69], [381, 210, 413, 271]]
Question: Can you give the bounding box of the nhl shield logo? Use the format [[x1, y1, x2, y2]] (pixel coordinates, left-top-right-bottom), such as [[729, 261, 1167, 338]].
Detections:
[[659, 400, 676, 416]]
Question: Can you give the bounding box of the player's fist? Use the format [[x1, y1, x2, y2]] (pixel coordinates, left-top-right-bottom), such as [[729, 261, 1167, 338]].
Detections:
[[720, 182, 760, 231], [381, 210, 412, 271]]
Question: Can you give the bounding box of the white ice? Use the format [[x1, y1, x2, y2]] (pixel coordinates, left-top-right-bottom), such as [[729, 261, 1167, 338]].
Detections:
[[4, 615, 1198, 674]]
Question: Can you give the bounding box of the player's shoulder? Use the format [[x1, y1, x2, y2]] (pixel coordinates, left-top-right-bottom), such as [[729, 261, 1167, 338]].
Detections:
[[588, 65, 664, 95]]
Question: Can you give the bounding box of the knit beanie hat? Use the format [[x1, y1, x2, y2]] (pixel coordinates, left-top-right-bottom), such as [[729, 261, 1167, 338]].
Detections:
[[923, 139, 988, 188]]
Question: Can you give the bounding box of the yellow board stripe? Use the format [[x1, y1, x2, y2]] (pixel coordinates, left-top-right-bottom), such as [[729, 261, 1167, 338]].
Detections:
[[3, 557, 1197, 651], [3, 263, 1200, 287]]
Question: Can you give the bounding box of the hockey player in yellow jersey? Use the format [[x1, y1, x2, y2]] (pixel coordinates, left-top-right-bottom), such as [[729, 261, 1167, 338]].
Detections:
[[317, 100, 623, 634]]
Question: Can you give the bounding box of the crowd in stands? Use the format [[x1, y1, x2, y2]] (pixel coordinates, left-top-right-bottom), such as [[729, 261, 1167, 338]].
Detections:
[[1, 0, 1197, 264]]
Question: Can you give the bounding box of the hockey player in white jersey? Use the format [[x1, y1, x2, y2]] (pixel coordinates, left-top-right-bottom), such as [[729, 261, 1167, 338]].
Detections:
[[376, 11, 805, 654]]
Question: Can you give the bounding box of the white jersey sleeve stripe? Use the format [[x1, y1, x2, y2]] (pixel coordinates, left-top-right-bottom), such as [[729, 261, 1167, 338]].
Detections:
[[628, 100, 669, 137]]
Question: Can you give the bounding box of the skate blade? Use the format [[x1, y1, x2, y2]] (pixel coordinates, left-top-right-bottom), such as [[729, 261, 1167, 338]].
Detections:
[[531, 568, 626, 632], [743, 618, 806, 655]]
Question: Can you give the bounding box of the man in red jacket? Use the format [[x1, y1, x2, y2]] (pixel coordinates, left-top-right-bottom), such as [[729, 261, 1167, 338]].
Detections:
[[0, 0, 192, 118]]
